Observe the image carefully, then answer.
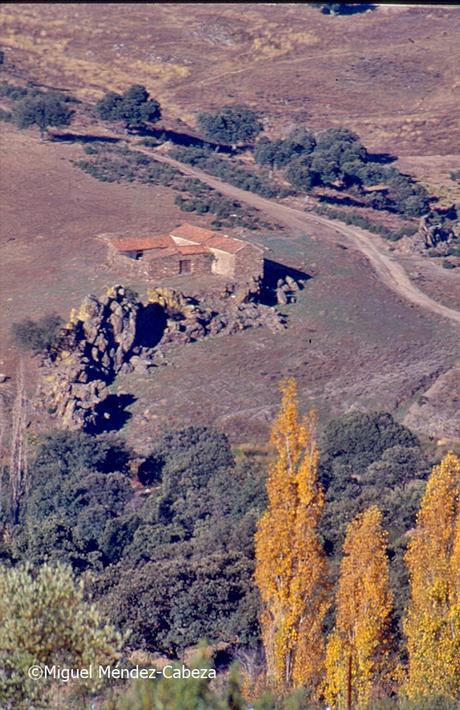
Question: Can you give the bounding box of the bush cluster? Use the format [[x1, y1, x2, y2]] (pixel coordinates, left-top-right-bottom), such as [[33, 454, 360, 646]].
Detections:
[[169, 146, 291, 198], [11, 313, 64, 354], [311, 203, 418, 241], [1, 409, 435, 671], [255, 126, 430, 217], [6, 427, 267, 656]]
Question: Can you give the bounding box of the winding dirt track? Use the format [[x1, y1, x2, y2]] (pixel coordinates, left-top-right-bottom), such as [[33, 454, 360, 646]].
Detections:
[[139, 148, 460, 327]]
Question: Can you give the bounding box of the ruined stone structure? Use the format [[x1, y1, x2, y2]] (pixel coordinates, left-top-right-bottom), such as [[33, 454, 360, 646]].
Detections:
[[105, 224, 265, 281]]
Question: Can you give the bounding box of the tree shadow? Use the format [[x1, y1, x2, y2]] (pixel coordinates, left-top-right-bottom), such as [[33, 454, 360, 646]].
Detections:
[[88, 393, 136, 434], [318, 193, 366, 208], [137, 453, 164, 486], [49, 132, 120, 144], [320, 3, 377, 15], [367, 151, 397, 165], [260, 259, 311, 306], [137, 126, 234, 154]]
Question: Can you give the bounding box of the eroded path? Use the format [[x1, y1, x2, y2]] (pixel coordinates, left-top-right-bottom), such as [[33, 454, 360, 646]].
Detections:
[[140, 148, 460, 327]]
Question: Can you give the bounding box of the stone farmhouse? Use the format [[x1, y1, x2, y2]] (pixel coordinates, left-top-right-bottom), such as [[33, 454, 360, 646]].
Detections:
[[105, 224, 265, 281]]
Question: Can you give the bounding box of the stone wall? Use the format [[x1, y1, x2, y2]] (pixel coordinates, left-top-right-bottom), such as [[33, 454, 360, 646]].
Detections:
[[107, 241, 264, 283], [146, 252, 214, 279], [107, 244, 215, 279], [234, 244, 264, 281], [107, 247, 149, 278], [209, 248, 236, 277]]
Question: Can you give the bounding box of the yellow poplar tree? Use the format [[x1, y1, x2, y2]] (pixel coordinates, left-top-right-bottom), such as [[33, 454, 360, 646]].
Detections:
[[325, 506, 395, 710], [404, 451, 460, 700], [254, 378, 329, 696]]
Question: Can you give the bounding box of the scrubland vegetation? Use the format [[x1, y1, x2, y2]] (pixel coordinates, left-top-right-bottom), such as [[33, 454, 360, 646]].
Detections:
[[0, 377, 458, 708], [1, 9, 459, 703], [2, 76, 458, 256]]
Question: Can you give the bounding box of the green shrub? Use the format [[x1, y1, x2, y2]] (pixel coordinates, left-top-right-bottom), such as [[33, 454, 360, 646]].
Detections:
[[11, 313, 64, 353], [311, 204, 417, 241], [0, 82, 28, 101], [169, 146, 290, 198], [0, 562, 122, 708], [83, 144, 98, 155]]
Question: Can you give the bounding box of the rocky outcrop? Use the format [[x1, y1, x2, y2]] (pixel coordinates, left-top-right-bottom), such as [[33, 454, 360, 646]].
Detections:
[[275, 275, 302, 305], [40, 286, 138, 430], [39, 281, 288, 430], [399, 206, 460, 256]]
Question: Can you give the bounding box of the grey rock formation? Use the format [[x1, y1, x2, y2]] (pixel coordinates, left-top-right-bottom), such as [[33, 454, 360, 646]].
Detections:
[[39, 281, 287, 430]]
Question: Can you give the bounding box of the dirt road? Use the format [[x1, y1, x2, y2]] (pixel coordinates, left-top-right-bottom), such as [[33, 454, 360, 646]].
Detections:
[[139, 149, 460, 327]]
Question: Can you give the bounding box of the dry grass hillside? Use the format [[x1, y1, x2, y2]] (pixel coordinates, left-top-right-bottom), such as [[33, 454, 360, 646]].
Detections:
[[1, 3, 459, 159], [0, 3, 459, 445]]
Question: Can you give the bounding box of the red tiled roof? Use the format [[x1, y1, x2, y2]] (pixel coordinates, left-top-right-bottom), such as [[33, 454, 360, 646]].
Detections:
[[170, 224, 218, 244], [206, 235, 246, 254], [111, 235, 174, 252], [177, 244, 210, 255], [110, 224, 264, 259]]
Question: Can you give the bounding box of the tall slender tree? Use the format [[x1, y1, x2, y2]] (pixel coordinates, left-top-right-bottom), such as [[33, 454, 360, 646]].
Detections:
[[324, 506, 395, 709], [403, 451, 460, 700], [9, 360, 28, 525], [255, 378, 329, 697], [0, 393, 6, 519]]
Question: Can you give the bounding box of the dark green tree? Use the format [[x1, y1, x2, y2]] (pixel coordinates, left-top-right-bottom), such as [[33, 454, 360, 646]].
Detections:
[[285, 155, 317, 191], [96, 84, 161, 131], [13, 93, 73, 138], [13, 431, 132, 570], [255, 128, 316, 170], [197, 105, 263, 149], [94, 427, 266, 655]]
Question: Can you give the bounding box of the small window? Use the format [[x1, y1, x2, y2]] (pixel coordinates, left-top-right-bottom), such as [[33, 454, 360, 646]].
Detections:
[[179, 259, 192, 274]]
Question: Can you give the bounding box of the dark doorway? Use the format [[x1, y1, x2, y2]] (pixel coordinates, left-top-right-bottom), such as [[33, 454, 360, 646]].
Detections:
[[179, 259, 192, 274]]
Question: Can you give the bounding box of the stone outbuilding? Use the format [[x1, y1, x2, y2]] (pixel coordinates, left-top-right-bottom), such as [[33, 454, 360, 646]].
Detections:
[[105, 224, 265, 281]]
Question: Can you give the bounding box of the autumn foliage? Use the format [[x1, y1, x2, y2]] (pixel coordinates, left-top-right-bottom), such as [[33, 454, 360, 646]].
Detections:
[[255, 382, 459, 707], [325, 506, 396, 709], [255, 378, 329, 696], [403, 451, 460, 700]]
